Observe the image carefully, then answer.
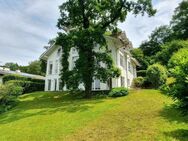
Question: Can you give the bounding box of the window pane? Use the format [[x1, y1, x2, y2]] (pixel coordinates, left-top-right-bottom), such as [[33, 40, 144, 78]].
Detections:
[[121, 76, 125, 87], [120, 54, 124, 67], [95, 79, 100, 90], [48, 79, 51, 91], [49, 63, 53, 75]]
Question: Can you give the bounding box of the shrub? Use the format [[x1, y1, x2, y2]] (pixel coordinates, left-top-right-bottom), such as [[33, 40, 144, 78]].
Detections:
[[108, 87, 128, 97], [137, 70, 147, 77], [146, 64, 167, 88], [2, 74, 26, 83], [6, 80, 44, 94], [2, 74, 44, 84], [0, 84, 23, 113], [167, 48, 188, 114], [133, 77, 145, 88], [155, 40, 188, 65]]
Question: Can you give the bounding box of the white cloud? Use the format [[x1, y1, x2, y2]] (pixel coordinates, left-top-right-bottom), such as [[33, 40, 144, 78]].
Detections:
[[0, 0, 183, 66], [0, 0, 63, 65], [118, 0, 182, 47]]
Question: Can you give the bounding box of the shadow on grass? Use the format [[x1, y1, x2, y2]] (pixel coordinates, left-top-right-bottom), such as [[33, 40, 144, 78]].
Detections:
[[0, 92, 104, 124], [160, 105, 188, 141], [164, 129, 188, 141]]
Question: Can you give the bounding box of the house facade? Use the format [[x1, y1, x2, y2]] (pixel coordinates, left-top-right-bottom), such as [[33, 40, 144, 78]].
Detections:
[[40, 32, 139, 91]]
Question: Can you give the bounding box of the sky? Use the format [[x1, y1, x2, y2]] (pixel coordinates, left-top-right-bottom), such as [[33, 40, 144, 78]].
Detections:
[[0, 0, 183, 66]]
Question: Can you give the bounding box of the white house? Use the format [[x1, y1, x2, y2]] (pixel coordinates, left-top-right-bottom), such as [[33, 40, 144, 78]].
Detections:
[[40, 32, 140, 91]]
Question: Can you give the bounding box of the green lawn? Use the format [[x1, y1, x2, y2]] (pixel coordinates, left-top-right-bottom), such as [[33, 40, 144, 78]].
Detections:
[[0, 89, 188, 141]]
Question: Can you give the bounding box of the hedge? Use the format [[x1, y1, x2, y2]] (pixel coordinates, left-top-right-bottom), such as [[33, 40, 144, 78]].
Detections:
[[2, 74, 44, 84], [6, 80, 44, 94]]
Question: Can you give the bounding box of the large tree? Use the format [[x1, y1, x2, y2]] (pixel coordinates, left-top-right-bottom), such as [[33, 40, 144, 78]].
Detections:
[[56, 0, 156, 97], [4, 62, 19, 71], [171, 0, 188, 40], [140, 25, 173, 57]]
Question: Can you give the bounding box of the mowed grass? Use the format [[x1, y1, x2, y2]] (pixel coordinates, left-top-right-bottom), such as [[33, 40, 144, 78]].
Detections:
[[0, 89, 188, 141]]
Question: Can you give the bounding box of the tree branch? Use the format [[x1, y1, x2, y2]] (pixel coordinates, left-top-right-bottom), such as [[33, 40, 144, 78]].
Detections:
[[102, 0, 125, 29], [79, 0, 89, 29]]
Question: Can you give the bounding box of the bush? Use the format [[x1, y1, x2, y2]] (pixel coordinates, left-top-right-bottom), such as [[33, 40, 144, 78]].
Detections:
[[0, 84, 23, 113], [2, 74, 44, 84], [155, 40, 188, 65], [2, 74, 26, 83], [146, 64, 167, 88], [167, 48, 188, 114], [6, 80, 44, 94], [137, 70, 147, 77], [108, 87, 128, 97], [133, 77, 145, 88]]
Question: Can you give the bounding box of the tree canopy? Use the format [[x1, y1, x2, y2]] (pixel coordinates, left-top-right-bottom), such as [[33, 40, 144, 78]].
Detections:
[[171, 0, 188, 40]]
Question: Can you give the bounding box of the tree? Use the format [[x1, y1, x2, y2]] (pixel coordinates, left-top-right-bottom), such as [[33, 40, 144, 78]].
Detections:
[[26, 60, 45, 76], [4, 62, 19, 71], [171, 0, 188, 40], [155, 40, 188, 66], [130, 48, 149, 70], [168, 48, 188, 114], [140, 25, 173, 56], [56, 0, 156, 97]]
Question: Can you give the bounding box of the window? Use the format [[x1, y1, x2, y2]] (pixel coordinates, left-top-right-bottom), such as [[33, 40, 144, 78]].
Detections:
[[121, 76, 125, 87], [128, 62, 131, 72], [55, 60, 58, 74], [57, 48, 61, 56], [48, 62, 53, 75], [72, 48, 77, 54], [128, 79, 130, 87], [120, 54, 124, 67], [72, 56, 79, 69], [54, 79, 57, 91], [95, 79, 100, 90], [59, 79, 63, 90], [48, 79, 51, 91]]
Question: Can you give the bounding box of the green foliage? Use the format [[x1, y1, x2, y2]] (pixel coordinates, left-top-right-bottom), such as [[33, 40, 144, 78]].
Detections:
[[2, 74, 44, 84], [140, 25, 173, 57], [0, 84, 23, 113], [4, 62, 19, 71], [133, 77, 145, 88], [167, 48, 188, 113], [56, 0, 155, 97], [146, 64, 167, 88], [108, 87, 128, 97], [6, 80, 44, 94], [171, 0, 188, 40], [155, 40, 188, 65], [137, 70, 147, 77], [2, 74, 27, 83], [26, 60, 45, 76], [3, 60, 46, 76], [131, 48, 149, 70]]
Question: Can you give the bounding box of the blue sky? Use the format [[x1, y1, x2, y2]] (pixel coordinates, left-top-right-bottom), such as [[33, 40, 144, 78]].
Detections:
[[0, 0, 182, 65]]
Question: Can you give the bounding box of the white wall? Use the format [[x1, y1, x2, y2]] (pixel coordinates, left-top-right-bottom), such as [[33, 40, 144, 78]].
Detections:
[[44, 39, 137, 91], [45, 46, 62, 91]]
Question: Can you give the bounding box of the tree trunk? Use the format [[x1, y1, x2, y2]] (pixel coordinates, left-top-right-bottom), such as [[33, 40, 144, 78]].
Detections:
[[83, 48, 94, 98]]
